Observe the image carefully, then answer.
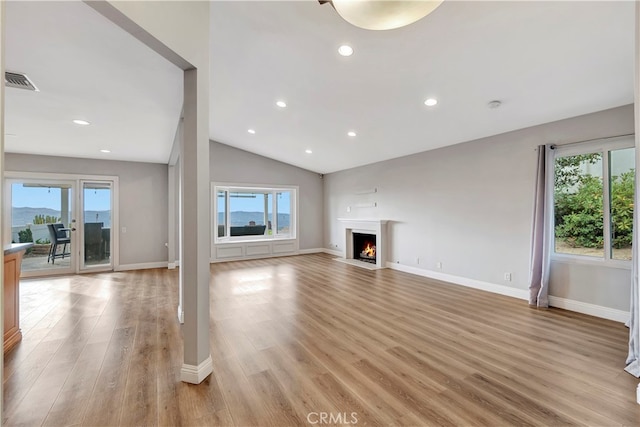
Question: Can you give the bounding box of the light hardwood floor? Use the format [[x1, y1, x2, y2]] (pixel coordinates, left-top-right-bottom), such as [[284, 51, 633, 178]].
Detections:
[[3, 253, 640, 426]]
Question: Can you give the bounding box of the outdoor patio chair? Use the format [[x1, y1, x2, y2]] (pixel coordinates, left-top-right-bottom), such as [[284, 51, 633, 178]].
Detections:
[[47, 223, 71, 264], [84, 222, 103, 261]]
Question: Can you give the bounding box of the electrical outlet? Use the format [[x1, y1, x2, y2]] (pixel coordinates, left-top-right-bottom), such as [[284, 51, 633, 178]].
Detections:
[[436, 261, 442, 269], [416, 257, 420, 264], [504, 272, 512, 281], [347, 206, 351, 213]]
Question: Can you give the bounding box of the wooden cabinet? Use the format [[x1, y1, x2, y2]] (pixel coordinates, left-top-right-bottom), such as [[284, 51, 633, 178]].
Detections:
[[4, 244, 31, 354]]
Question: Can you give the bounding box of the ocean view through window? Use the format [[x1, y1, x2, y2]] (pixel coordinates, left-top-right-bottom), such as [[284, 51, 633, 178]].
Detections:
[[213, 184, 296, 243]]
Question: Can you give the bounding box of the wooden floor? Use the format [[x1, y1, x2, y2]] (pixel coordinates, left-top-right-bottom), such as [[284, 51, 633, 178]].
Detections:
[[3, 253, 640, 426]]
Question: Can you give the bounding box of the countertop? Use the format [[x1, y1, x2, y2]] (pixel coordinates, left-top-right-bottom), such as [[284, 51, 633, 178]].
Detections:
[[4, 243, 34, 256]]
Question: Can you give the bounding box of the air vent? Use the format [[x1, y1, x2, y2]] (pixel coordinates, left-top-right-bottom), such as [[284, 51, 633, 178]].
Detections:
[[5, 71, 39, 91]]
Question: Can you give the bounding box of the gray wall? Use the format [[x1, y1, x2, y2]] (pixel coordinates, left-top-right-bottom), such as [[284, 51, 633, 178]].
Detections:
[[5, 153, 169, 266], [210, 140, 324, 249], [324, 105, 635, 312]]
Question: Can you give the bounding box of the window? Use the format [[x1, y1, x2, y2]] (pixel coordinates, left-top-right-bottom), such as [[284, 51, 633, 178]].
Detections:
[[213, 185, 297, 242], [552, 136, 634, 262]]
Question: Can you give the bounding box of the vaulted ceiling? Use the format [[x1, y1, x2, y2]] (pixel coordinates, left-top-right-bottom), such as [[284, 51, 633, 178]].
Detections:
[[5, 1, 635, 174]]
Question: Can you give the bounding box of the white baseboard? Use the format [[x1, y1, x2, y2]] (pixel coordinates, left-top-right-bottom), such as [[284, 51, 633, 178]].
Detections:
[[209, 248, 341, 263], [386, 262, 529, 300], [299, 248, 325, 254], [548, 296, 629, 323], [323, 248, 343, 257], [210, 252, 298, 263], [180, 355, 213, 384], [115, 261, 168, 272], [385, 262, 628, 323], [177, 305, 184, 324], [168, 262, 177, 270]]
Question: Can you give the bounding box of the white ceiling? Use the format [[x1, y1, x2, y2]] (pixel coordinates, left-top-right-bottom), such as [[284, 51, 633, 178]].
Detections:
[[3, 1, 636, 174], [4, 1, 183, 164], [210, 0, 635, 174]]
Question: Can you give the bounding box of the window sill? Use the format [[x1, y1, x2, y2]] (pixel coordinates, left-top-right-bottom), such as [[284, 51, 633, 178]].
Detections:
[[551, 254, 631, 270], [214, 236, 296, 245]]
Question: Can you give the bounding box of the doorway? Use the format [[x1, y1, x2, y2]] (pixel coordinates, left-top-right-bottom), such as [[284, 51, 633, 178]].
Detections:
[[80, 181, 114, 271], [5, 173, 118, 276]]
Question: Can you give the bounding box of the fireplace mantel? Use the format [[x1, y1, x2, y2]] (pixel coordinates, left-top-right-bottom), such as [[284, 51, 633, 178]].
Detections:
[[337, 218, 389, 269], [337, 218, 388, 225]]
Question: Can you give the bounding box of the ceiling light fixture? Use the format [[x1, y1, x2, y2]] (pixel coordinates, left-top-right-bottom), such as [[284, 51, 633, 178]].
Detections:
[[72, 119, 90, 126], [338, 45, 354, 56], [347, 131, 357, 137], [248, 129, 256, 134], [488, 100, 502, 109], [424, 98, 438, 107], [305, 149, 313, 154], [100, 149, 111, 153], [320, 0, 444, 31], [276, 100, 287, 108]]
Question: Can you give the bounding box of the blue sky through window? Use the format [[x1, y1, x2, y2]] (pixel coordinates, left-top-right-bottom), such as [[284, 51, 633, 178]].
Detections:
[[217, 191, 291, 214], [12, 184, 110, 211]]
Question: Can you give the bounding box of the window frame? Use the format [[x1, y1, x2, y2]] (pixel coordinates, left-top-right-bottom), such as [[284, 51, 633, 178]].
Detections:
[[549, 135, 635, 269], [212, 183, 297, 244]]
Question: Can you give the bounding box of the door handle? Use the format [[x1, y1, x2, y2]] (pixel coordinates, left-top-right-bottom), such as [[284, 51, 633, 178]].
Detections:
[[71, 228, 76, 231]]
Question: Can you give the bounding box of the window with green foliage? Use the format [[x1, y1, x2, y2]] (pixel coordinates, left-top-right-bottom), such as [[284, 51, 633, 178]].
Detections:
[[553, 138, 634, 261]]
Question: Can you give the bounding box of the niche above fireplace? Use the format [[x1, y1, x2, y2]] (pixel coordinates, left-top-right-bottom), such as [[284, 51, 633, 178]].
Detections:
[[338, 219, 388, 269]]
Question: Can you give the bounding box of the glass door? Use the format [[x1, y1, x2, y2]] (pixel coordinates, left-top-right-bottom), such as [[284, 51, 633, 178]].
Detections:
[[8, 179, 77, 277], [80, 181, 113, 271]]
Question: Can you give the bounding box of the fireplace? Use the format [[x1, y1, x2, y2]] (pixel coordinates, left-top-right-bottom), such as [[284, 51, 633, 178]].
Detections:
[[338, 219, 388, 269], [353, 233, 376, 264]]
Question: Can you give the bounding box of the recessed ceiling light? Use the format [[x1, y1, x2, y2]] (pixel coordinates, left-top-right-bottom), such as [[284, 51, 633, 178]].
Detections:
[[73, 119, 90, 125], [424, 98, 438, 107], [338, 45, 354, 56], [100, 149, 111, 153], [305, 149, 313, 154], [276, 100, 287, 108], [347, 131, 357, 137], [248, 129, 256, 134], [488, 100, 502, 109]]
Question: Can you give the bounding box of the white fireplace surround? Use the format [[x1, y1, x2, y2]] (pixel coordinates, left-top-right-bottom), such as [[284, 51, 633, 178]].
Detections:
[[338, 219, 389, 269]]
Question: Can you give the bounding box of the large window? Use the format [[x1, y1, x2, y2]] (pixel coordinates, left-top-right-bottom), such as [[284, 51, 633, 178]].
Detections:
[[553, 136, 634, 262], [214, 185, 297, 242]]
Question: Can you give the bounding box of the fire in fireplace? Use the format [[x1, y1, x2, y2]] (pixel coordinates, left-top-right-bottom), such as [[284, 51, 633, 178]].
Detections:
[[353, 232, 376, 264]]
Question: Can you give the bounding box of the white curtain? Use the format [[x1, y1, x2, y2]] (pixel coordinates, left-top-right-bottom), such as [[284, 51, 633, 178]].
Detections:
[[625, 0, 639, 377], [528, 145, 551, 308], [625, 138, 640, 376]]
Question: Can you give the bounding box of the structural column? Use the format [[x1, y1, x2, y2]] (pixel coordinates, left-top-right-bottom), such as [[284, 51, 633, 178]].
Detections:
[[180, 68, 212, 383], [1, 0, 6, 416]]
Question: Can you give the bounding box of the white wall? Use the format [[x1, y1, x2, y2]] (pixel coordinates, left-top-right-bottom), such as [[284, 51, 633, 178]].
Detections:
[[210, 140, 324, 249], [5, 153, 168, 266], [324, 105, 634, 313]]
